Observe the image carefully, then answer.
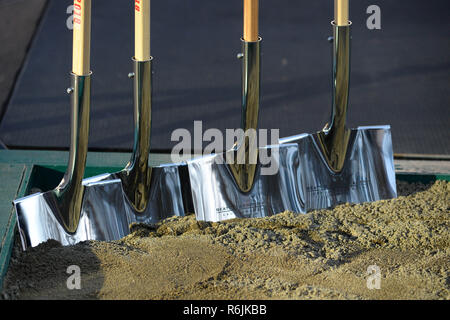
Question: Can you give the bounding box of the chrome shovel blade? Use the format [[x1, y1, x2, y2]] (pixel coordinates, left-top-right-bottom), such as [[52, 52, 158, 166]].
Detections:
[[14, 164, 185, 249], [280, 125, 397, 210], [14, 179, 128, 249], [83, 164, 186, 225], [187, 39, 307, 222], [187, 144, 306, 222]]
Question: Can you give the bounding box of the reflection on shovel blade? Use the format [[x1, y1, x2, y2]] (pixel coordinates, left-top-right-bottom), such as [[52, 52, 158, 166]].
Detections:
[[14, 179, 127, 249], [188, 144, 306, 222], [14, 165, 185, 249], [280, 125, 397, 210], [84, 164, 185, 225]]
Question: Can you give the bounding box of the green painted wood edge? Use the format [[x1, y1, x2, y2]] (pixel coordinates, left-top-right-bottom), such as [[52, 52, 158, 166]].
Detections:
[[34, 165, 124, 177], [23, 165, 124, 194], [0, 165, 33, 289], [0, 150, 173, 167], [396, 173, 450, 183]]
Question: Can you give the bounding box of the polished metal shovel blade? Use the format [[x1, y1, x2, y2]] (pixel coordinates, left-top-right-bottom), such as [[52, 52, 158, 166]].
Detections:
[[187, 38, 305, 222], [280, 125, 397, 210], [77, 58, 186, 236], [277, 21, 397, 211], [14, 59, 186, 249], [83, 164, 185, 225], [13, 72, 97, 249], [15, 163, 185, 249], [14, 179, 129, 248], [188, 144, 305, 222]]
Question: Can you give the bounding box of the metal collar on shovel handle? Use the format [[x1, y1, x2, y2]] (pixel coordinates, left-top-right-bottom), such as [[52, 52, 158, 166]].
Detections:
[[119, 58, 153, 213], [229, 38, 261, 193], [317, 21, 352, 173], [46, 73, 91, 233]]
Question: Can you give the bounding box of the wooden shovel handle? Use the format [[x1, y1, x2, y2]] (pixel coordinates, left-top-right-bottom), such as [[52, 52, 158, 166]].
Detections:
[[334, 0, 349, 26], [72, 0, 91, 76], [244, 0, 258, 41], [135, 0, 151, 61]]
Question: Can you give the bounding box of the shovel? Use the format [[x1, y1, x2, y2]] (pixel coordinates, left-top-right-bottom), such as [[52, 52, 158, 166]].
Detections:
[[279, 0, 397, 210], [82, 0, 186, 226], [187, 0, 305, 222], [14, 0, 98, 249], [14, 0, 185, 249]]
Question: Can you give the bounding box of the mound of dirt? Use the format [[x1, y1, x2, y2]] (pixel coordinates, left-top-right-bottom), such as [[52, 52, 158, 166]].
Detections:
[[1, 180, 449, 300]]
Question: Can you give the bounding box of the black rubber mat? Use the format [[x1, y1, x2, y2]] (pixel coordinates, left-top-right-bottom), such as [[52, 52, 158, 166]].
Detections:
[[0, 0, 449, 154]]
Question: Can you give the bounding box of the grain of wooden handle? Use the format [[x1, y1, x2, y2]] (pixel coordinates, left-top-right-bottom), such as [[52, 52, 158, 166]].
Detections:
[[135, 0, 151, 61], [334, 0, 349, 26], [244, 0, 258, 41], [72, 0, 91, 76]]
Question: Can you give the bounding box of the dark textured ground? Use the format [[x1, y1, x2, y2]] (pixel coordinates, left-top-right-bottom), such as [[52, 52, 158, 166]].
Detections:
[[0, 0, 449, 154]]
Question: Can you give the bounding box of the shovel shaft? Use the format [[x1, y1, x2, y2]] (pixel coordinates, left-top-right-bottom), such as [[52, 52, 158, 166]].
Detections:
[[228, 39, 261, 193], [330, 21, 351, 138], [54, 72, 91, 233], [318, 22, 351, 173], [120, 58, 153, 212], [241, 39, 261, 141]]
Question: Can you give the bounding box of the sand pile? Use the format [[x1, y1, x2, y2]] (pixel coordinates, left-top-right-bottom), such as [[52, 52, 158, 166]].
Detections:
[[1, 180, 449, 300]]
